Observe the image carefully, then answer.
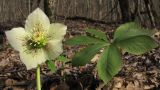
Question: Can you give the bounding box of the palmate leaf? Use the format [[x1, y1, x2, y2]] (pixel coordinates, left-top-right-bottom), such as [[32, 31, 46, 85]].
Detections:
[[97, 44, 122, 84], [72, 44, 105, 66], [113, 22, 153, 42], [115, 35, 158, 55], [46, 60, 56, 73], [86, 28, 109, 42], [64, 36, 106, 45]]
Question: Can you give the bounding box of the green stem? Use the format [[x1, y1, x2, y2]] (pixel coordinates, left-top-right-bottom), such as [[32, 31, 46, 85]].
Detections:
[[36, 65, 41, 90]]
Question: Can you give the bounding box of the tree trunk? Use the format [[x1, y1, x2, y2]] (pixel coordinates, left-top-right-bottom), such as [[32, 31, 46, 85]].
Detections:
[[144, 0, 155, 27], [118, 0, 131, 22]]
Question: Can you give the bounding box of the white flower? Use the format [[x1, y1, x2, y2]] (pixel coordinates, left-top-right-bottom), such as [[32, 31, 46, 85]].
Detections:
[[5, 8, 67, 70]]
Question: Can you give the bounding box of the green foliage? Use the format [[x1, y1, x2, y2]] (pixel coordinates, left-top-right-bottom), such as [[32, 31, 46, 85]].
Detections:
[[64, 36, 106, 45], [46, 60, 56, 73], [56, 55, 68, 62], [64, 22, 158, 85], [115, 35, 158, 55], [97, 44, 122, 84], [113, 22, 158, 55], [86, 28, 109, 42], [113, 22, 153, 42], [72, 44, 105, 66], [46, 56, 68, 73]]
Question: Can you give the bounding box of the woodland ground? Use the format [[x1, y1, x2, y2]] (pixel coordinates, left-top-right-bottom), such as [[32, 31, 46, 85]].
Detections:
[[0, 19, 160, 90]]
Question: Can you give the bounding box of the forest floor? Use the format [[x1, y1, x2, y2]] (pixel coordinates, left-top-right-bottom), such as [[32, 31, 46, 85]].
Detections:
[[0, 19, 160, 90]]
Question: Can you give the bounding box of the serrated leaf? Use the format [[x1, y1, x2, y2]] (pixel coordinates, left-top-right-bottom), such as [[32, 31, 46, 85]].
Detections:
[[64, 36, 106, 45], [46, 60, 56, 73], [86, 28, 109, 42], [97, 44, 122, 84], [72, 44, 105, 66], [113, 22, 153, 42], [115, 35, 158, 55]]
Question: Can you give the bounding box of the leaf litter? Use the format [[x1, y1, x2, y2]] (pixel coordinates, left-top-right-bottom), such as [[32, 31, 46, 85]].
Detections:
[[0, 19, 160, 90]]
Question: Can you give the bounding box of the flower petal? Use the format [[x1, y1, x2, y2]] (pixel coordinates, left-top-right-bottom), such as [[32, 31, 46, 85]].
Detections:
[[48, 23, 67, 40], [25, 8, 50, 32], [45, 40, 63, 60], [5, 27, 26, 51], [19, 49, 47, 70]]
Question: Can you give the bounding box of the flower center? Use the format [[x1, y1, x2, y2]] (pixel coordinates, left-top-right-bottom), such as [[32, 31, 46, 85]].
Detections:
[[26, 24, 47, 49]]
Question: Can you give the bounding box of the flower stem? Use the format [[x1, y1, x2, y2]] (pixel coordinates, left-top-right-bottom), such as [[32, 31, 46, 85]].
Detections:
[[36, 65, 41, 90]]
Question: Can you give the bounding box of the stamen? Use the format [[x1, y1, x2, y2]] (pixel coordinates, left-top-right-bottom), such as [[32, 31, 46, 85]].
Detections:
[[25, 23, 48, 50]]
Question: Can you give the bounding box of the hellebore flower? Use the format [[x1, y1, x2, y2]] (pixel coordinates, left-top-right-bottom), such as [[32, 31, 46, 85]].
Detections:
[[5, 8, 67, 70]]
